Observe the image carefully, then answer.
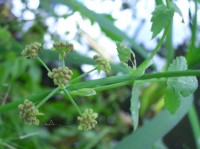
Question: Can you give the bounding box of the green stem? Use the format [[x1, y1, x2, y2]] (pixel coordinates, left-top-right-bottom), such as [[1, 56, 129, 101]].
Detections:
[[139, 70, 200, 80], [165, 20, 174, 69], [188, 105, 200, 149], [189, 0, 198, 53], [69, 70, 200, 91], [135, 78, 166, 84], [68, 74, 130, 91], [69, 67, 97, 84], [134, 21, 171, 76], [94, 79, 166, 92], [187, 0, 198, 64], [36, 87, 59, 108], [62, 88, 82, 115], [94, 81, 131, 92], [146, 23, 170, 64], [62, 57, 65, 67], [166, 0, 170, 7], [37, 57, 51, 72]]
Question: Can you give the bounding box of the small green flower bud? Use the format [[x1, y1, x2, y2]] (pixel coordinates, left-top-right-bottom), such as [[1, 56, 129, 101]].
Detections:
[[21, 42, 42, 58], [48, 67, 73, 87], [52, 41, 74, 59], [93, 55, 111, 74], [18, 99, 40, 125], [77, 108, 98, 131]]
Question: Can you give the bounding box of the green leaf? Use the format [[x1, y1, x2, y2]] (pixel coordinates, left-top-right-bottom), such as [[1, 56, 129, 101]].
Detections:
[[116, 42, 136, 72], [164, 56, 198, 114], [130, 84, 139, 131], [151, 4, 174, 39], [70, 88, 96, 96], [164, 86, 180, 114], [113, 96, 193, 149], [170, 76, 198, 97], [116, 42, 132, 62], [168, 56, 187, 71], [168, 56, 198, 97], [169, 2, 184, 22]]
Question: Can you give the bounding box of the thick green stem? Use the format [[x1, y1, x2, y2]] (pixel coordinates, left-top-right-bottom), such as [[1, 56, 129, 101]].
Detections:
[[94, 79, 166, 92], [135, 79, 166, 84], [94, 81, 131, 92], [188, 105, 200, 149], [62, 88, 82, 115], [139, 70, 200, 80], [69, 70, 200, 91], [37, 57, 51, 72], [69, 67, 97, 84], [36, 87, 59, 108]]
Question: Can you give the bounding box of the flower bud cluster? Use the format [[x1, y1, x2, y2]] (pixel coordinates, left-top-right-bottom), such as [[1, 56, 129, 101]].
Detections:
[[52, 41, 74, 59], [93, 55, 111, 74], [21, 42, 41, 58], [18, 99, 40, 125], [48, 67, 73, 87], [77, 108, 98, 131]]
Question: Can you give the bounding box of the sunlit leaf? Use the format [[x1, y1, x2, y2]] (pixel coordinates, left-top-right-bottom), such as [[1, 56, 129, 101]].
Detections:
[[151, 4, 174, 39]]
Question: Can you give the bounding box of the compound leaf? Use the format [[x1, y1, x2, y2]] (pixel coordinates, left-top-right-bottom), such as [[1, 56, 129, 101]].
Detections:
[[168, 56, 198, 97], [151, 4, 174, 39], [164, 56, 198, 114]]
